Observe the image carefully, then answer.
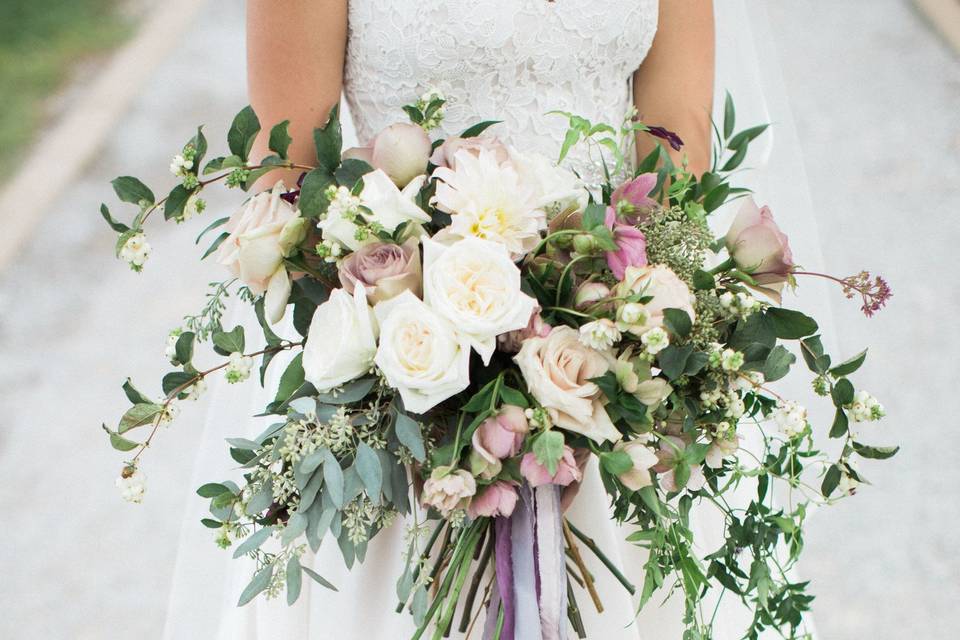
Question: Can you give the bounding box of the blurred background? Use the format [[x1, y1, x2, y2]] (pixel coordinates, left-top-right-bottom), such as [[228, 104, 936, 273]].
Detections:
[[0, 0, 956, 638]]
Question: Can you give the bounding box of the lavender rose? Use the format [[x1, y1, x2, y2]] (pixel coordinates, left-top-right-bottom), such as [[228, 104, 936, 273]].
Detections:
[[724, 198, 794, 290], [338, 238, 422, 305]]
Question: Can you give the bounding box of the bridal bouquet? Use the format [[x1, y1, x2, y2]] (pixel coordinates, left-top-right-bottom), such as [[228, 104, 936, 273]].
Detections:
[[101, 92, 895, 639]]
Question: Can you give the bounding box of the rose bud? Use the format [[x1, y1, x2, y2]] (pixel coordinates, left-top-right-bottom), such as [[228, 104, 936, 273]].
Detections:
[[520, 445, 583, 487], [370, 123, 432, 187], [338, 238, 422, 305], [724, 198, 794, 292], [342, 145, 374, 165], [471, 405, 529, 462], [573, 281, 611, 310], [467, 481, 519, 518], [420, 466, 476, 516], [430, 135, 509, 170]]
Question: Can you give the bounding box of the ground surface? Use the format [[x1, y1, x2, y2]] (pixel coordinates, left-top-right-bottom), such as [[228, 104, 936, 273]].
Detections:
[[0, 1, 956, 638]]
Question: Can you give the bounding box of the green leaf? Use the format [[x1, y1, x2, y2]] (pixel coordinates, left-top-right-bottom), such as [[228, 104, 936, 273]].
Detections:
[[313, 104, 342, 173], [800, 335, 831, 374], [274, 354, 305, 404], [395, 413, 426, 462], [831, 378, 855, 406], [829, 407, 849, 438], [100, 204, 130, 233], [657, 345, 693, 381], [662, 308, 693, 339], [692, 269, 715, 290], [581, 202, 607, 230], [765, 308, 819, 339], [232, 526, 275, 559], [268, 120, 292, 159], [227, 105, 261, 162], [245, 486, 274, 515], [111, 176, 155, 205], [460, 120, 502, 138], [462, 378, 498, 412], [600, 450, 633, 476], [761, 345, 795, 383], [322, 449, 345, 508], [532, 430, 565, 476], [280, 512, 309, 546], [298, 169, 334, 218], [830, 349, 868, 377], [286, 555, 303, 605], [189, 126, 207, 167], [315, 378, 376, 404], [498, 385, 529, 408], [174, 331, 195, 365], [163, 184, 193, 221], [727, 124, 769, 151], [197, 482, 231, 498], [118, 403, 162, 433], [334, 158, 373, 189], [720, 144, 748, 172], [162, 371, 195, 396], [821, 464, 841, 497], [557, 127, 580, 163], [638, 485, 662, 519], [212, 326, 245, 355], [723, 91, 736, 140], [201, 232, 229, 260], [254, 298, 283, 347], [302, 566, 338, 591], [195, 216, 229, 245], [355, 442, 383, 499], [703, 182, 730, 213], [225, 437, 260, 450], [852, 442, 900, 460], [102, 424, 138, 451], [237, 564, 273, 606], [200, 518, 222, 529], [122, 379, 152, 405]]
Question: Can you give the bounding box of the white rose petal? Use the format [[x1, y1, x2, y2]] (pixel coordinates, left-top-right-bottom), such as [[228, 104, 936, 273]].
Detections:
[[303, 286, 379, 391], [374, 290, 471, 414], [422, 237, 537, 364], [360, 169, 431, 233], [264, 267, 292, 324]]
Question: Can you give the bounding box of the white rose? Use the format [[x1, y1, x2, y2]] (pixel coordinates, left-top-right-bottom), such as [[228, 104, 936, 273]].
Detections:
[[422, 237, 537, 364], [216, 181, 304, 295], [303, 286, 379, 392], [374, 290, 471, 414], [514, 326, 621, 444], [614, 441, 659, 490]]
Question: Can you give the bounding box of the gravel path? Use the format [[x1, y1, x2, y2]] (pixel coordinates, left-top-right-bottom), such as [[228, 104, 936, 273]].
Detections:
[[1, 1, 956, 638]]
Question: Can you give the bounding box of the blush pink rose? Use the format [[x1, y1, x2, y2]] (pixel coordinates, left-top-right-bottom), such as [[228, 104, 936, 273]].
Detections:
[[724, 198, 794, 289], [471, 405, 529, 463], [604, 207, 648, 280], [338, 238, 422, 304], [347, 123, 432, 187], [520, 446, 583, 488], [429, 135, 510, 170], [467, 481, 519, 518]]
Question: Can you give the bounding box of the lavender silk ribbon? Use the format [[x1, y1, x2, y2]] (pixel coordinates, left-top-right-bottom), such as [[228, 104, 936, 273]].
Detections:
[[511, 485, 542, 639], [534, 484, 568, 640], [484, 515, 515, 640]]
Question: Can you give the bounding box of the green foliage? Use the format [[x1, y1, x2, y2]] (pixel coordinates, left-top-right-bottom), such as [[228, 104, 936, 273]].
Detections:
[[313, 104, 342, 173], [532, 430, 565, 475], [227, 106, 261, 162]]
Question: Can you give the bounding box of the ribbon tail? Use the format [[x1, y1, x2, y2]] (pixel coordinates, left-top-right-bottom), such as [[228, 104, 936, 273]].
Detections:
[[535, 484, 568, 640], [492, 515, 515, 640], [511, 484, 543, 639]]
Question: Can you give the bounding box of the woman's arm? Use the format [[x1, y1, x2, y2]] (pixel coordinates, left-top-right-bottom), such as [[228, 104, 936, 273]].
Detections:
[[247, 0, 348, 188], [633, 0, 715, 177]]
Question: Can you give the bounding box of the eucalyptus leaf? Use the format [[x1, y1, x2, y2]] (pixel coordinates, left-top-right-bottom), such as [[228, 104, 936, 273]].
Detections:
[[355, 442, 383, 502], [286, 555, 303, 605], [237, 564, 273, 606], [232, 526, 274, 559], [322, 449, 345, 508], [394, 413, 426, 462]]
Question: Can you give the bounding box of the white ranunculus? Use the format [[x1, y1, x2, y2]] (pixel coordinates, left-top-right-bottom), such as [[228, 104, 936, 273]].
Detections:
[[514, 326, 622, 444], [303, 286, 378, 392], [360, 169, 431, 234], [216, 181, 304, 294], [374, 290, 471, 414], [422, 237, 537, 364]]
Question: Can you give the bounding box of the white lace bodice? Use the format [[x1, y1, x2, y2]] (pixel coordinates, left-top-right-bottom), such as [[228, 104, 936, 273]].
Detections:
[[343, 0, 659, 182]]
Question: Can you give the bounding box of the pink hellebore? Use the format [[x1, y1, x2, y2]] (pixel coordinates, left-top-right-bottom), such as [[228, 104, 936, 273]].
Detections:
[[604, 207, 648, 280], [724, 198, 794, 291], [520, 445, 583, 488], [467, 481, 519, 518], [611, 173, 658, 222]]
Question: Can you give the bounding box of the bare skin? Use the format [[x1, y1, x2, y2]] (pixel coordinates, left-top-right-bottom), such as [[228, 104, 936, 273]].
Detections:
[[246, 0, 716, 507]]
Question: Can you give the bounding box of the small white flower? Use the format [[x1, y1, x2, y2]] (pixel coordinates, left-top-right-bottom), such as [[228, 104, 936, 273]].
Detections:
[[720, 349, 745, 372], [164, 330, 181, 363], [225, 351, 253, 384], [178, 195, 205, 222], [169, 154, 192, 176], [618, 302, 647, 327], [718, 291, 735, 309], [640, 327, 669, 355], [733, 370, 765, 392], [186, 377, 206, 401], [719, 290, 760, 318], [724, 393, 746, 419], [578, 319, 621, 351], [120, 233, 151, 271], [116, 468, 146, 504], [773, 400, 808, 437], [158, 401, 180, 426], [848, 390, 885, 422], [837, 461, 861, 495], [700, 387, 724, 409]]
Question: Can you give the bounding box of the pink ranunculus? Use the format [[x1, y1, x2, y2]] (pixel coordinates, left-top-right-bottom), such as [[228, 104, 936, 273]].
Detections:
[[338, 238, 422, 304], [471, 405, 530, 463], [369, 123, 433, 187], [724, 198, 794, 290], [604, 207, 648, 280], [430, 135, 510, 170], [496, 306, 552, 353], [467, 481, 519, 518], [611, 173, 657, 223], [520, 445, 583, 488]]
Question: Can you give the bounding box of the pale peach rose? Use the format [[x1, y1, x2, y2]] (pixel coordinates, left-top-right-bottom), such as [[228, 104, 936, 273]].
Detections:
[[421, 466, 476, 516], [467, 481, 519, 518], [338, 238, 422, 304], [615, 264, 696, 336], [514, 326, 621, 444]]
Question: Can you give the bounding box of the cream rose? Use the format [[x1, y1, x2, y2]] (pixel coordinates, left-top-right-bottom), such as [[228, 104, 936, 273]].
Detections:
[[422, 237, 537, 364], [216, 182, 306, 322], [302, 286, 378, 392], [373, 290, 471, 414], [421, 466, 476, 516], [514, 326, 621, 444], [615, 264, 696, 336]]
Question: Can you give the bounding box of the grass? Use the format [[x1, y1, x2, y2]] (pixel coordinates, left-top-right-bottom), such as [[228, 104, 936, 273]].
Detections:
[[0, 0, 132, 174]]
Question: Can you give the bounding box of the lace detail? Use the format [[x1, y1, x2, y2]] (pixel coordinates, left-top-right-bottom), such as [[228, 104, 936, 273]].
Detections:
[[343, 0, 658, 185]]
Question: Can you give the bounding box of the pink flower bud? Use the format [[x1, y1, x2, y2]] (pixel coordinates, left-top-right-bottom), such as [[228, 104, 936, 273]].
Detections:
[[370, 123, 432, 187], [520, 445, 582, 487], [574, 282, 611, 310], [497, 307, 552, 353], [467, 481, 519, 518], [604, 207, 648, 280], [724, 198, 794, 289], [471, 405, 529, 462]]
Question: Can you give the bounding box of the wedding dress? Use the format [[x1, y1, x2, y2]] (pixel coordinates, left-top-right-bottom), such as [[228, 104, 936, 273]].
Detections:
[[163, 1, 826, 638]]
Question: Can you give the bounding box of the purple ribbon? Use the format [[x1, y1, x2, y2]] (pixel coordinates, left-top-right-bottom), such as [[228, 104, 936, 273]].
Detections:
[[488, 515, 515, 639]]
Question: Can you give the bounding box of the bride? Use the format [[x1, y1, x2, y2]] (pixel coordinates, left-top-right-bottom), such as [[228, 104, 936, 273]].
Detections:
[[164, 1, 819, 638]]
